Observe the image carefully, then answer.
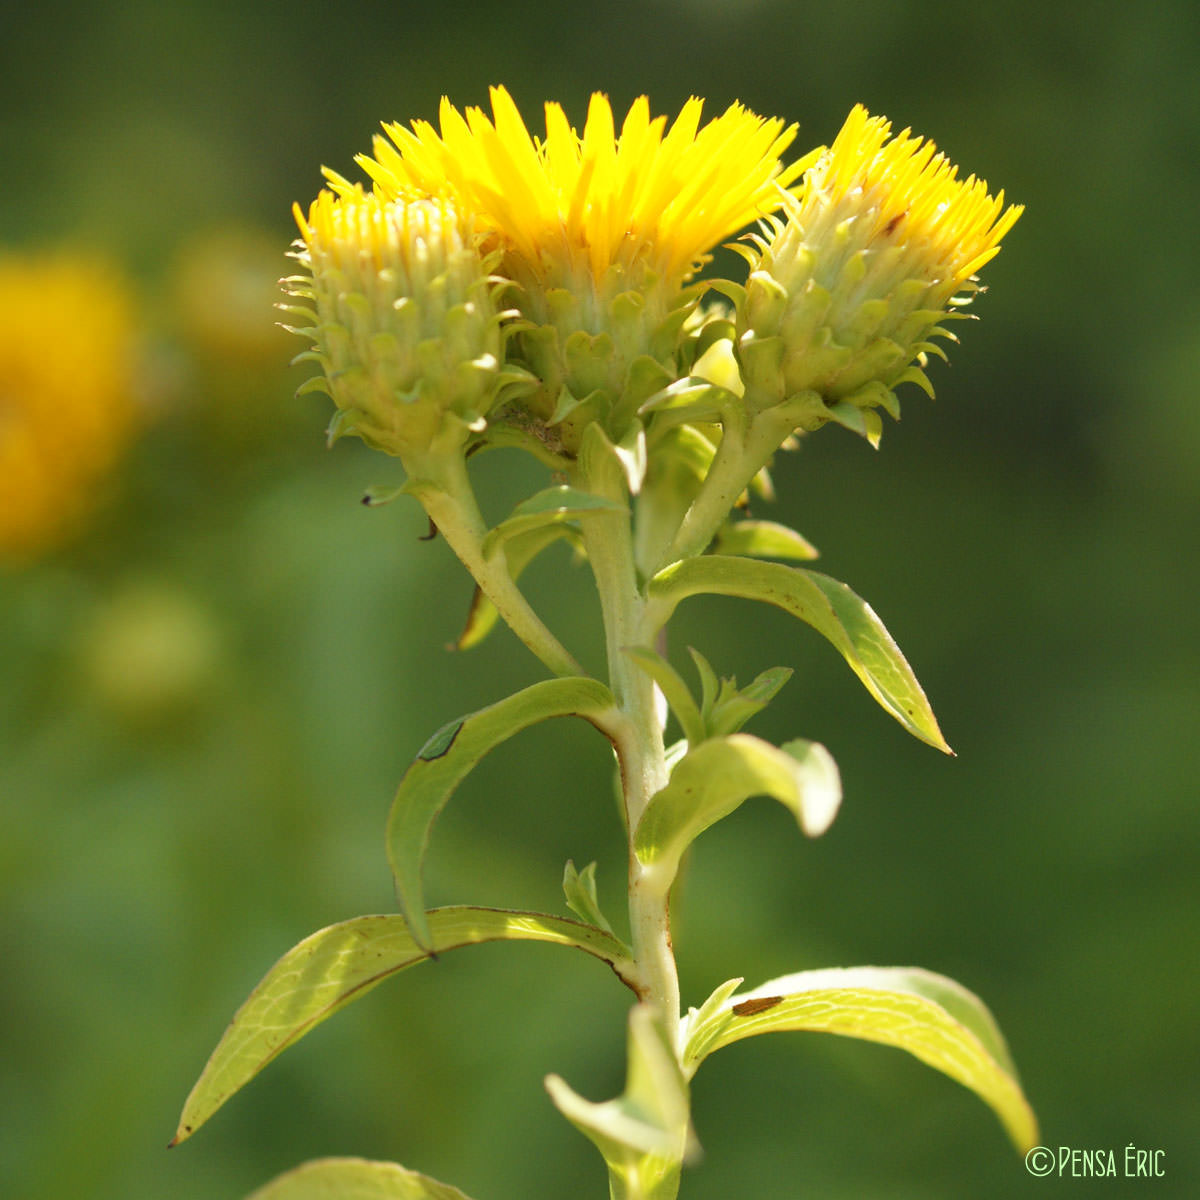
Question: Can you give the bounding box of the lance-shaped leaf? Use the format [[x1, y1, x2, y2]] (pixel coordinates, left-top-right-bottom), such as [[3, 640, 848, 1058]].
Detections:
[[246, 1156, 475, 1200], [173, 907, 635, 1146], [648, 556, 950, 753], [480, 484, 625, 560], [388, 677, 618, 949], [633, 734, 841, 889], [682, 966, 1038, 1154], [545, 1005, 697, 1200]]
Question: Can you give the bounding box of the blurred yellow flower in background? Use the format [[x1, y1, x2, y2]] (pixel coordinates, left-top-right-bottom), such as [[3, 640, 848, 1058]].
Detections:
[[171, 227, 295, 368], [0, 252, 140, 562]]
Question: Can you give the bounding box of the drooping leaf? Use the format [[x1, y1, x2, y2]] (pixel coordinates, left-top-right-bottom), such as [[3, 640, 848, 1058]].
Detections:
[[545, 1006, 696, 1200], [682, 966, 1038, 1154], [711, 519, 819, 561], [387, 677, 618, 948], [633, 734, 842, 890], [245, 1156, 475, 1200], [562, 860, 620, 939], [480, 485, 625, 560], [648, 557, 950, 753], [173, 907, 635, 1146]]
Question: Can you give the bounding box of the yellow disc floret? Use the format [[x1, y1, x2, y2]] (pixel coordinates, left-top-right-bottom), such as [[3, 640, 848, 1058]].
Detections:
[[0, 252, 138, 562]]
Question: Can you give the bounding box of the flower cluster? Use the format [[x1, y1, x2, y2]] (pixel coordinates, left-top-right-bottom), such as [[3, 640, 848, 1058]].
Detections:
[[286, 89, 1020, 474]]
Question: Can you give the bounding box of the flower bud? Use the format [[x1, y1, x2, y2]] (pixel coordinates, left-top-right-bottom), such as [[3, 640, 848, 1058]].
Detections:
[[738, 105, 1022, 441], [284, 186, 503, 460]]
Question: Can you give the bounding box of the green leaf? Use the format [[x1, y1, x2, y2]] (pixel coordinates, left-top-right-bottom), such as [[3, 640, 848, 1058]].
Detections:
[[388, 678, 618, 948], [633, 734, 842, 889], [546, 1006, 696, 1200], [687, 647, 721, 718], [680, 650, 792, 739], [173, 907, 635, 1146], [705, 664, 794, 738], [562, 860, 620, 939], [480, 485, 624, 559], [711, 519, 819, 561], [245, 1156, 475, 1200], [456, 523, 578, 651], [624, 646, 707, 749], [682, 966, 1038, 1154], [648, 557, 950, 753]]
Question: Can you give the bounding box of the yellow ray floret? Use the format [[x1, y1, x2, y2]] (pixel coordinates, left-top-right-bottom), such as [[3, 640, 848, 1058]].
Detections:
[[813, 104, 1023, 285], [350, 85, 814, 288]]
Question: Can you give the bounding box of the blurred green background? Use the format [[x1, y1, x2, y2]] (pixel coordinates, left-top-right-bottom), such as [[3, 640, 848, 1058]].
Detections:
[[3, 2, 1197, 1197]]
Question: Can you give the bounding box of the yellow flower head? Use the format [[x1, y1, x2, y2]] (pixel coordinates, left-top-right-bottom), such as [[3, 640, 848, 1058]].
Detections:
[[285, 186, 504, 461], [738, 105, 1023, 439], [352, 86, 811, 301], [800, 104, 1022, 288], [0, 252, 138, 562]]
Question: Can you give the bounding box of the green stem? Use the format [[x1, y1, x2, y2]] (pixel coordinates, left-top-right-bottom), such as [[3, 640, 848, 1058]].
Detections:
[[411, 451, 584, 679], [657, 399, 808, 570], [573, 435, 680, 1035]]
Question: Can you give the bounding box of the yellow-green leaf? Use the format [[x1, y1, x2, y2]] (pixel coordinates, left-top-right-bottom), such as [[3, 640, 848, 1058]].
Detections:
[[624, 646, 707, 749], [633, 734, 841, 890], [173, 907, 634, 1146], [546, 1006, 696, 1200], [711, 519, 819, 561], [648, 556, 950, 753], [246, 1156, 474, 1200], [682, 966, 1037, 1153], [388, 678, 618, 948], [456, 523, 577, 651], [480, 485, 624, 560]]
